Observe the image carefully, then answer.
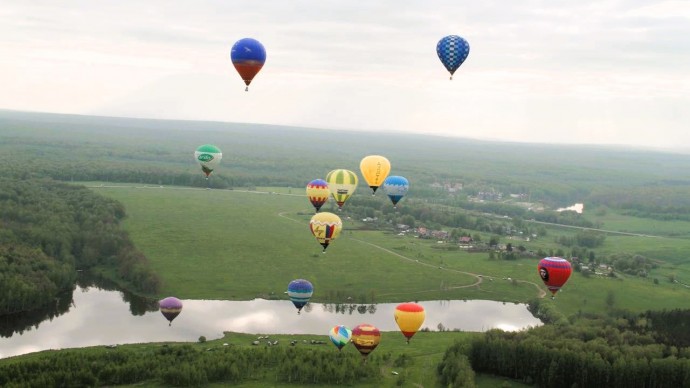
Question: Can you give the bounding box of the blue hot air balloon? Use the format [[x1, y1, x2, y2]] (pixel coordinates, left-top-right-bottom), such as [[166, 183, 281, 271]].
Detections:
[[230, 38, 267, 91], [287, 279, 313, 314], [436, 35, 470, 80], [382, 176, 409, 208]]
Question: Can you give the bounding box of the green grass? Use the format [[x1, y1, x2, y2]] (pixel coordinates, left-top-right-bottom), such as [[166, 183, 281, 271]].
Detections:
[[93, 184, 690, 317], [589, 208, 690, 238], [97, 185, 478, 302]]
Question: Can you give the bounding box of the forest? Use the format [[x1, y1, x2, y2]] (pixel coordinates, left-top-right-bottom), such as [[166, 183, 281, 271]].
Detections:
[[439, 310, 690, 388], [0, 178, 159, 315], [2, 111, 690, 386], [3, 110, 690, 217]]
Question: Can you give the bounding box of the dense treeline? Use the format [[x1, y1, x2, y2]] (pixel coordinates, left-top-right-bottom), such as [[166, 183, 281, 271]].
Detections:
[[0, 178, 159, 314], [4, 110, 690, 218], [438, 312, 690, 388], [644, 309, 690, 348], [0, 343, 380, 387], [590, 185, 690, 221]]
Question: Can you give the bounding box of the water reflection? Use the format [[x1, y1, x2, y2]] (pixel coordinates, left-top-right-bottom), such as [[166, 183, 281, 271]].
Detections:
[[0, 286, 541, 359], [0, 273, 156, 340]]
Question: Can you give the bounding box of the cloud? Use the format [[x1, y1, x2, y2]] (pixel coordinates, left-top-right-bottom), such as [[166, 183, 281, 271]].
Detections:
[[1, 0, 688, 149]]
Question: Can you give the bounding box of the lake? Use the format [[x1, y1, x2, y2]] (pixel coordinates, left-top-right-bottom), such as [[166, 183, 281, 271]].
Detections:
[[0, 285, 541, 359]]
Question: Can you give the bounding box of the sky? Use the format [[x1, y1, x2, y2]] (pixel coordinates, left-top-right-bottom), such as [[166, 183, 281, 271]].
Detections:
[[1, 0, 689, 149]]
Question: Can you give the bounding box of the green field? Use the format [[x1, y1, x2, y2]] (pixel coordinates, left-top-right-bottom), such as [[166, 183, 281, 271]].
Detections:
[[92, 184, 690, 317]]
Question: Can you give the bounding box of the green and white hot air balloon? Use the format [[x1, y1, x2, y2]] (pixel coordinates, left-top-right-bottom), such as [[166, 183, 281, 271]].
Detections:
[[194, 145, 222, 178]]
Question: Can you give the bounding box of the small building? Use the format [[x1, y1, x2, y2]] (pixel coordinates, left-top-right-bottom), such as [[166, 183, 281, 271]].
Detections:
[[459, 236, 473, 245]]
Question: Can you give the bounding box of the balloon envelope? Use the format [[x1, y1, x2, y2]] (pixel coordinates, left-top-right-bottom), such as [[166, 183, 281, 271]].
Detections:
[[309, 212, 342, 252], [230, 38, 266, 89], [382, 176, 409, 207], [306, 179, 330, 212], [287, 279, 313, 313], [394, 302, 425, 343], [326, 169, 358, 209], [329, 325, 352, 351], [360, 155, 391, 194], [538, 257, 572, 296], [195, 145, 222, 177], [436, 35, 470, 79], [159, 297, 183, 325], [351, 323, 381, 357]]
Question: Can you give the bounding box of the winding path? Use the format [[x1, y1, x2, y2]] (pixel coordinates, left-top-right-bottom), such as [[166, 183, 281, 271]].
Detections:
[[277, 211, 547, 299], [90, 185, 548, 299]]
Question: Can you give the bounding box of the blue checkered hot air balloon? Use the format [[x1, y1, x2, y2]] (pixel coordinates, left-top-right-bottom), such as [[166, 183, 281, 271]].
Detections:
[[436, 35, 470, 80], [287, 279, 313, 314]]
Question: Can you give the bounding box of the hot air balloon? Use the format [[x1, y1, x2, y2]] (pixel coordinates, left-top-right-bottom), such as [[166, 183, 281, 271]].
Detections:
[[287, 279, 313, 314], [306, 179, 330, 212], [394, 302, 425, 343], [194, 144, 222, 178], [538, 257, 572, 298], [230, 38, 266, 91], [329, 325, 352, 351], [351, 323, 380, 359], [309, 212, 342, 252], [382, 176, 409, 208], [159, 296, 183, 326], [360, 155, 391, 195], [436, 35, 470, 80], [326, 169, 358, 210]]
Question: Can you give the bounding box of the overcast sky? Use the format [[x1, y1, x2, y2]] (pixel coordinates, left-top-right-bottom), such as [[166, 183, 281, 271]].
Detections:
[[2, 1, 689, 149]]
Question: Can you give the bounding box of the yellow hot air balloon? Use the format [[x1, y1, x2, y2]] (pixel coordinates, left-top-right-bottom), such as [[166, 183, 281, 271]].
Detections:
[[394, 302, 425, 343], [309, 212, 342, 252], [360, 155, 391, 195], [326, 169, 358, 210]]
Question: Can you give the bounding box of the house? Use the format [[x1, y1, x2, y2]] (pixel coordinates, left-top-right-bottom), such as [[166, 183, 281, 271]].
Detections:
[[431, 230, 449, 240], [459, 236, 473, 245]]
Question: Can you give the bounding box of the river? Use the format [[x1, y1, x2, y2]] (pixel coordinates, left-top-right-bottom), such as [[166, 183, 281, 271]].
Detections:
[[0, 281, 541, 359]]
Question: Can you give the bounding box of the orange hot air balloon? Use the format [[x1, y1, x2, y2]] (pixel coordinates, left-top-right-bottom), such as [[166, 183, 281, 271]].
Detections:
[[360, 155, 391, 195], [538, 257, 572, 298], [394, 302, 425, 343], [351, 323, 381, 359]]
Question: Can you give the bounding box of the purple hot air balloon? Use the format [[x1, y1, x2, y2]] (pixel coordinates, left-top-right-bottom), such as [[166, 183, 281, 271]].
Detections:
[[159, 297, 183, 326]]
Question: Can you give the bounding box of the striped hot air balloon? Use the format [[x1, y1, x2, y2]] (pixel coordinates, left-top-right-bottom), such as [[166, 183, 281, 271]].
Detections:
[[351, 323, 380, 359], [394, 302, 425, 343], [159, 297, 183, 326], [538, 257, 572, 298], [309, 212, 342, 252], [326, 169, 358, 210], [306, 179, 329, 212], [287, 279, 313, 314], [328, 325, 352, 351]]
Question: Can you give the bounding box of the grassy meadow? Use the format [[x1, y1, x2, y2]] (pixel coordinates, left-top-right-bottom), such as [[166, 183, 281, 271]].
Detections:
[[92, 184, 690, 318]]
